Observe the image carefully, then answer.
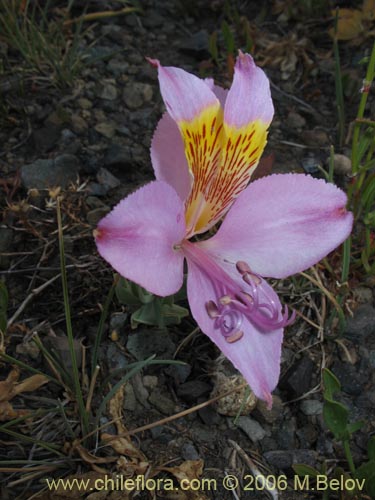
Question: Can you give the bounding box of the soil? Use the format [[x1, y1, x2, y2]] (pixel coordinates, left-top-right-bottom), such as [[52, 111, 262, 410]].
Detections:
[[0, 1, 374, 499]]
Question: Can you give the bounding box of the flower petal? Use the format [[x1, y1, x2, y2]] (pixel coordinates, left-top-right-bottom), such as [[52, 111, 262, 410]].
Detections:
[[95, 181, 186, 296], [225, 51, 274, 127], [202, 174, 353, 279], [187, 53, 274, 234], [151, 112, 192, 202], [186, 254, 283, 404]]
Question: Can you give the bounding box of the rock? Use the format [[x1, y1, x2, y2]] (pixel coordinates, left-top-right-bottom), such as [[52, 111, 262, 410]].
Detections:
[[286, 111, 306, 129], [179, 30, 210, 58], [86, 207, 110, 225], [352, 286, 373, 304], [123, 382, 137, 411], [331, 360, 367, 396], [198, 399, 222, 425], [126, 328, 176, 361], [32, 124, 61, 152], [148, 388, 177, 415], [85, 196, 107, 210], [94, 122, 116, 139], [300, 399, 323, 416], [97, 81, 118, 101], [301, 154, 321, 175], [296, 423, 318, 447], [109, 312, 128, 332], [106, 343, 128, 371], [331, 153, 352, 175], [21, 154, 80, 190], [177, 380, 211, 402], [143, 10, 165, 28], [96, 167, 121, 190], [210, 373, 257, 416], [276, 416, 296, 449], [123, 82, 153, 109], [181, 442, 200, 460], [264, 450, 317, 470], [142, 375, 158, 390], [254, 395, 283, 424], [236, 416, 267, 442], [104, 144, 132, 167], [107, 58, 129, 76], [344, 305, 375, 339], [77, 98, 93, 110], [302, 129, 329, 147], [281, 355, 315, 398], [71, 114, 88, 135], [165, 363, 192, 385]]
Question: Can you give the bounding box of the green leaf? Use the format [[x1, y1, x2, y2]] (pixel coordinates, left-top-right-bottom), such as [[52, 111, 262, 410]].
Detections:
[[354, 460, 375, 496], [368, 436, 375, 461], [322, 368, 341, 399], [116, 277, 154, 306], [208, 31, 219, 64], [293, 464, 320, 477], [346, 420, 364, 434], [130, 301, 163, 328], [323, 400, 349, 439], [161, 303, 189, 325], [221, 20, 235, 55]]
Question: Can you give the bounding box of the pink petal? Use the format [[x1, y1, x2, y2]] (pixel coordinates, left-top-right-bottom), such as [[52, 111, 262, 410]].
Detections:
[[95, 181, 186, 296], [202, 174, 353, 279], [151, 112, 192, 201], [184, 242, 283, 404], [224, 52, 274, 128], [149, 58, 219, 123]]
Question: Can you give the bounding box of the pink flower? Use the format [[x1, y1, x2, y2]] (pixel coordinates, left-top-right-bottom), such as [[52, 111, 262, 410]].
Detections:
[[95, 53, 353, 407]]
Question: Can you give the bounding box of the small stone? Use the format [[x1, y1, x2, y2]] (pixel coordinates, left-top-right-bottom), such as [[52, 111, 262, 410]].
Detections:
[[281, 355, 315, 398], [300, 399, 323, 416], [286, 111, 306, 129], [32, 124, 61, 152], [86, 207, 110, 225], [97, 82, 118, 101], [126, 329, 176, 361], [21, 154, 80, 190], [276, 416, 296, 449], [104, 144, 132, 167], [94, 122, 116, 139], [331, 153, 352, 176], [236, 416, 267, 442], [71, 114, 88, 135], [0, 227, 13, 268], [344, 305, 375, 339], [96, 167, 121, 190], [85, 196, 107, 210], [264, 450, 293, 469], [123, 382, 137, 411], [122, 82, 153, 110], [181, 442, 200, 460], [179, 30, 210, 57], [106, 343, 128, 371], [302, 129, 329, 147], [165, 363, 192, 385], [77, 98, 93, 110], [255, 395, 283, 424], [301, 154, 321, 175], [352, 286, 373, 304], [331, 360, 367, 396], [177, 380, 211, 402], [148, 388, 177, 415], [142, 375, 158, 390]]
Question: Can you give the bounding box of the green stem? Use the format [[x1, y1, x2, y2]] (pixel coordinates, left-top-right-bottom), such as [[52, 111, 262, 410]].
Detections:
[[56, 198, 89, 436], [333, 8, 345, 148], [341, 236, 351, 284], [343, 439, 356, 474], [352, 41, 375, 175]]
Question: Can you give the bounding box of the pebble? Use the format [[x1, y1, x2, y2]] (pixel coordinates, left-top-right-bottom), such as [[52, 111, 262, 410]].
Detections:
[[86, 207, 111, 225], [276, 416, 296, 449], [281, 355, 315, 398], [177, 380, 212, 402], [181, 442, 200, 460], [0, 227, 13, 269], [21, 154, 80, 190], [77, 98, 93, 110], [302, 129, 329, 146], [300, 399, 323, 416], [123, 82, 153, 109], [97, 81, 118, 101], [94, 122, 116, 139], [254, 395, 283, 424], [286, 110, 306, 129], [210, 373, 257, 416], [344, 305, 375, 339], [126, 329, 176, 361], [236, 416, 267, 442], [123, 382, 137, 411], [331, 153, 352, 175], [71, 114, 88, 135], [148, 388, 177, 415], [352, 286, 373, 304], [104, 144, 132, 167], [96, 167, 121, 190]]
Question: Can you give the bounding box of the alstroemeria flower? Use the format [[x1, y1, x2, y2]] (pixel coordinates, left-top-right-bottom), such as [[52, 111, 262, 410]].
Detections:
[[95, 53, 353, 407]]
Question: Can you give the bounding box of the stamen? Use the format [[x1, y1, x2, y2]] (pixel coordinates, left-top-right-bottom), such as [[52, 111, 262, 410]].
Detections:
[[225, 330, 244, 343], [206, 300, 220, 318], [219, 295, 232, 305]]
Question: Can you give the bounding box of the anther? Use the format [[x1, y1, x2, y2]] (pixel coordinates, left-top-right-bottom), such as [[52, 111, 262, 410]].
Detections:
[[225, 330, 244, 343], [236, 261, 251, 275], [219, 295, 232, 305], [206, 300, 220, 318]]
